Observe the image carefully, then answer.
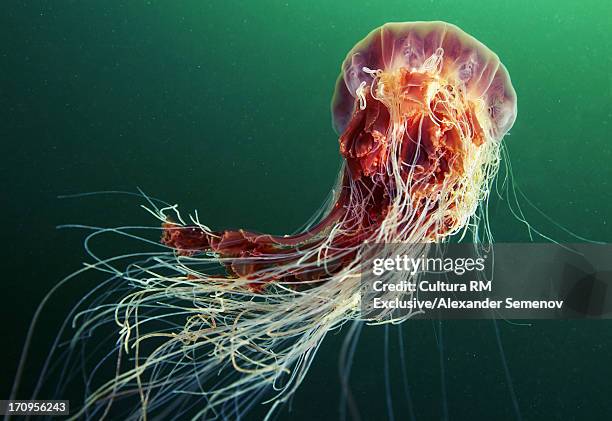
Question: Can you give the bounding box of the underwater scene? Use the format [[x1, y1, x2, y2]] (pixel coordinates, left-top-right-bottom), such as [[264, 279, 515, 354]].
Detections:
[[2, 1, 611, 420]]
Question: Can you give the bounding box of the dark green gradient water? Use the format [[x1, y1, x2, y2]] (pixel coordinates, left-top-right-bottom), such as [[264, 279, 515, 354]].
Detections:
[[2, 1, 611, 419]]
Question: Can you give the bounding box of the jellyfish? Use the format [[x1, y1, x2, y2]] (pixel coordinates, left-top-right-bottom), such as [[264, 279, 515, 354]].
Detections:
[[16, 21, 516, 420]]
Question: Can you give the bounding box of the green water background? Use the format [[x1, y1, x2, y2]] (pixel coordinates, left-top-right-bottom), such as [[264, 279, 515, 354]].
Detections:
[[2, 1, 611, 419]]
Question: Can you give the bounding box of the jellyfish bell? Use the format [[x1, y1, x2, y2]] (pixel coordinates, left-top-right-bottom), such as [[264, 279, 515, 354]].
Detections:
[[332, 21, 517, 139], [25, 22, 517, 420]]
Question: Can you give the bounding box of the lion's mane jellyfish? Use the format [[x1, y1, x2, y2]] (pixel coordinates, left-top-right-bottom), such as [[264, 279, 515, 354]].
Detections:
[[53, 22, 516, 419]]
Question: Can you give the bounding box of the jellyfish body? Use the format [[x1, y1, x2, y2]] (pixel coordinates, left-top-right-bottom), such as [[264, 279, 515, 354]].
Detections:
[[50, 22, 516, 419], [162, 21, 516, 289]]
